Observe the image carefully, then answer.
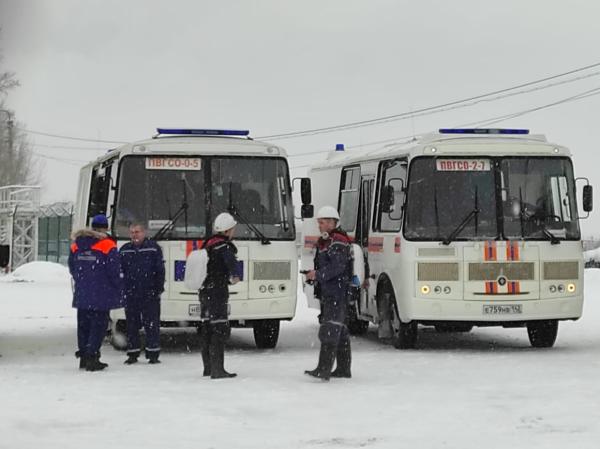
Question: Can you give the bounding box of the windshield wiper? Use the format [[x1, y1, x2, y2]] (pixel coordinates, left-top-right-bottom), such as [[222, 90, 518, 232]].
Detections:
[[154, 179, 189, 240], [540, 225, 561, 245], [518, 190, 560, 245], [443, 187, 479, 246], [227, 183, 271, 245], [519, 212, 561, 245], [153, 200, 189, 240]]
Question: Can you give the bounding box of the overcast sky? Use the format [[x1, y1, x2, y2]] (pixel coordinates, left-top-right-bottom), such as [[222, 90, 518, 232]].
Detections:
[[1, 0, 600, 236]]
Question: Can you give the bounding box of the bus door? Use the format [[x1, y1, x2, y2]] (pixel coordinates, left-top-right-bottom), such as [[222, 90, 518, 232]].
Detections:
[[356, 176, 376, 317], [370, 158, 408, 319], [87, 156, 118, 227]]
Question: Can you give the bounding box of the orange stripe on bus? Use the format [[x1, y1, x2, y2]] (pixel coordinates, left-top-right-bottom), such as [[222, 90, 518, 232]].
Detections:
[[484, 241, 497, 261], [368, 237, 384, 253], [506, 242, 520, 261], [304, 236, 319, 248]]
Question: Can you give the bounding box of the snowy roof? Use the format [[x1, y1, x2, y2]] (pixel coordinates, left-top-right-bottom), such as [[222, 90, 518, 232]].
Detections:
[[83, 135, 288, 168], [310, 131, 571, 170]]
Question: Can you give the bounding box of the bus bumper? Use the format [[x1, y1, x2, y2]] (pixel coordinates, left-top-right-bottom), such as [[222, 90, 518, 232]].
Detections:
[[406, 295, 583, 323], [110, 295, 297, 324]]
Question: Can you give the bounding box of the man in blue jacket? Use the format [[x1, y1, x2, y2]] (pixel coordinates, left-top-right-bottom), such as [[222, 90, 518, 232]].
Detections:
[[120, 222, 165, 365], [68, 214, 123, 372], [304, 206, 353, 381]]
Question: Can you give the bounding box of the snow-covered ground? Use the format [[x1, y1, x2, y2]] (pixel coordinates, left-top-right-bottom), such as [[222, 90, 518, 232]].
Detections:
[[1, 263, 599, 449]]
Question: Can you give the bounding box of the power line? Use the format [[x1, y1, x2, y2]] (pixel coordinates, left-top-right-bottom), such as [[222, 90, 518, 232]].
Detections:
[[288, 85, 600, 169], [461, 86, 600, 128], [17, 127, 127, 145], [258, 61, 600, 140], [31, 142, 110, 151], [14, 61, 600, 146], [32, 151, 92, 166]]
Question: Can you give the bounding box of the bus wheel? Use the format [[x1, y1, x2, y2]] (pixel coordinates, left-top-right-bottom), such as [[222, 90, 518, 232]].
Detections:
[[527, 320, 558, 348], [435, 324, 473, 333], [380, 288, 417, 349], [347, 305, 369, 335], [393, 321, 418, 349], [109, 319, 128, 350], [253, 320, 280, 349]]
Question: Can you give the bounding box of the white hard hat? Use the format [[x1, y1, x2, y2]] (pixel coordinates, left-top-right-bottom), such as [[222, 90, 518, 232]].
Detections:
[[214, 213, 237, 232], [316, 206, 340, 220]]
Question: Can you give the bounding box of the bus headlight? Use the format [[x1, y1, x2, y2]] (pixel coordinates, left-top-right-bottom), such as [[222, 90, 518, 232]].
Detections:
[[259, 285, 267, 293], [434, 286, 442, 294], [567, 283, 576, 293], [443, 286, 451, 294], [268, 284, 276, 293], [557, 284, 565, 293], [421, 285, 431, 295], [549, 285, 557, 293]]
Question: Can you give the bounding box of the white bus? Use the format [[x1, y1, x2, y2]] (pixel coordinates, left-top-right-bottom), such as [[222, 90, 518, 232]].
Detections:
[[74, 128, 300, 349], [301, 128, 593, 349]]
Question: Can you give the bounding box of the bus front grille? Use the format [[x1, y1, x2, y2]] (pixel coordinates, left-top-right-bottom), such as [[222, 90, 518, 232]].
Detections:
[[469, 262, 535, 281], [417, 263, 459, 281], [543, 261, 579, 280], [253, 261, 291, 281]]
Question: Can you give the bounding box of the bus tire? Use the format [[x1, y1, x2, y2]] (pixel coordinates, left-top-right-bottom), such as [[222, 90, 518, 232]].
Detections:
[[109, 319, 128, 351], [393, 321, 418, 349], [347, 307, 369, 335], [435, 323, 473, 333], [379, 283, 417, 349], [527, 320, 558, 348], [253, 319, 280, 349]]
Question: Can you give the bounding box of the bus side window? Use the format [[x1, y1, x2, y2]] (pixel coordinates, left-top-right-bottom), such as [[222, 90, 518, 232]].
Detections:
[[550, 175, 572, 222], [87, 163, 112, 222], [376, 159, 407, 232], [338, 166, 361, 232]]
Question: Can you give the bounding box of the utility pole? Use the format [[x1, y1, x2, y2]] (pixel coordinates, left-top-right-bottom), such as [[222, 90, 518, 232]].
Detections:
[[0, 108, 14, 184]]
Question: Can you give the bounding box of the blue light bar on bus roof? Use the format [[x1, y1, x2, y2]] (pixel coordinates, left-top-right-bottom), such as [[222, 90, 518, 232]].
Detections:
[[439, 128, 529, 135], [156, 128, 250, 136]]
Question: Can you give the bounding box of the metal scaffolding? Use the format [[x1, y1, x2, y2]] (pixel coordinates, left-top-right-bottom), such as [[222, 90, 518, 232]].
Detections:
[[0, 185, 41, 271]]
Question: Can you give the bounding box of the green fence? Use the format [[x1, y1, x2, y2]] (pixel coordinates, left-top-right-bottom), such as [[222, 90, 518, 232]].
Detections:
[[38, 203, 73, 265]]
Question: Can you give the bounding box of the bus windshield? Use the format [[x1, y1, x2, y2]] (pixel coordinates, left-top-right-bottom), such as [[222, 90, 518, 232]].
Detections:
[[113, 156, 294, 240], [210, 157, 294, 240], [404, 156, 580, 241], [404, 157, 498, 241], [501, 158, 579, 240]]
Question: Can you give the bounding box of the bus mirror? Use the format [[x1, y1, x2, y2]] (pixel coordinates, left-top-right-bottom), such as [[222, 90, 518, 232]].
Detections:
[[301, 204, 314, 219], [381, 185, 395, 213], [301, 178, 312, 205], [583, 185, 593, 212]]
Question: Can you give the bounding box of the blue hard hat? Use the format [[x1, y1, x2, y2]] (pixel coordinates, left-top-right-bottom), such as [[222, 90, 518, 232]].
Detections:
[[91, 214, 109, 228]]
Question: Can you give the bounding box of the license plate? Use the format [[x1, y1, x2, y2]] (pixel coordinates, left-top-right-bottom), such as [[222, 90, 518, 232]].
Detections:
[[188, 304, 201, 316], [483, 304, 523, 315]]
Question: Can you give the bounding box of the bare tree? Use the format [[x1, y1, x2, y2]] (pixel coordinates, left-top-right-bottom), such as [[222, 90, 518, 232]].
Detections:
[[1, 32, 39, 186], [0, 118, 39, 185]]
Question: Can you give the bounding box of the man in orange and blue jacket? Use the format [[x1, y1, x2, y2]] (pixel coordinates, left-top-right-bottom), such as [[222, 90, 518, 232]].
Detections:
[[68, 214, 123, 372]]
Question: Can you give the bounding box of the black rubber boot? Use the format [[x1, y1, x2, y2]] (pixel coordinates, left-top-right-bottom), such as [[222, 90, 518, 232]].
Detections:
[[209, 339, 236, 379], [75, 351, 86, 370], [86, 355, 108, 372], [124, 351, 140, 365], [199, 324, 211, 377], [147, 351, 161, 364], [305, 344, 336, 381], [330, 340, 352, 378]]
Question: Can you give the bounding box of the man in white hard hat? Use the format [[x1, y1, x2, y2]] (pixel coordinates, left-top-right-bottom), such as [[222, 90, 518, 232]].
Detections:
[[198, 212, 240, 379], [304, 206, 353, 381]]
